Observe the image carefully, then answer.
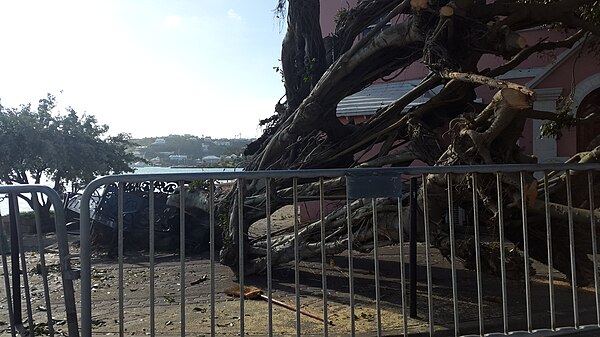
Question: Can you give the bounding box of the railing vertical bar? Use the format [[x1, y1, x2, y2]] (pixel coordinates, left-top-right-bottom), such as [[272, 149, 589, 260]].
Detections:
[[10, 194, 34, 336], [8, 195, 21, 331], [12, 194, 34, 337], [0, 217, 16, 337], [209, 179, 216, 337], [447, 174, 459, 337], [11, 194, 34, 336], [372, 198, 382, 335], [519, 172, 532, 332], [409, 178, 417, 320], [565, 171, 579, 328], [421, 174, 434, 336], [543, 172, 556, 331], [293, 178, 302, 337], [238, 178, 245, 337], [79, 185, 93, 337], [345, 178, 356, 336], [397, 192, 408, 336], [80, 186, 92, 337], [118, 183, 125, 337], [149, 182, 156, 336], [179, 180, 186, 337], [496, 173, 509, 334], [266, 178, 273, 337], [48, 189, 78, 337], [32, 194, 55, 337], [588, 171, 600, 327], [471, 174, 484, 336], [319, 177, 329, 337]]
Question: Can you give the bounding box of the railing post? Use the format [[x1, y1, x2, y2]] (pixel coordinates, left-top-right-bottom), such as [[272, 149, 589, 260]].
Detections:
[[410, 177, 418, 319], [8, 196, 22, 327]]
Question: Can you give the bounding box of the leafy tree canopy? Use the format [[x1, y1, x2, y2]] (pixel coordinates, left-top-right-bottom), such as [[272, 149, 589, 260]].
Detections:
[[0, 93, 138, 194]]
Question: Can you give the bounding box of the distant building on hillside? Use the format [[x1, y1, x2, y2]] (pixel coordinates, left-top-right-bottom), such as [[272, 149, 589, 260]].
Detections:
[[152, 138, 166, 145], [214, 140, 231, 146], [169, 154, 188, 162], [149, 157, 161, 165], [130, 149, 144, 157], [202, 155, 220, 165]]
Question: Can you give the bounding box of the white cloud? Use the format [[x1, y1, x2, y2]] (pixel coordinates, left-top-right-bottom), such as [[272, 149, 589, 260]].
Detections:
[[227, 9, 242, 22]]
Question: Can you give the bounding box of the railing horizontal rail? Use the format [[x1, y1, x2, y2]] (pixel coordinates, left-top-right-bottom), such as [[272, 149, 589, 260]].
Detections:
[[79, 163, 600, 185]]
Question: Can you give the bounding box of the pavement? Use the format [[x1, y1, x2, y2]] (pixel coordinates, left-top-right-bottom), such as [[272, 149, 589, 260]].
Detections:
[[2, 231, 600, 336]]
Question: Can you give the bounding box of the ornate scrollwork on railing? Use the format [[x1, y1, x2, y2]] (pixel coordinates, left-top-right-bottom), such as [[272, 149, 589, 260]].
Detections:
[[118, 181, 181, 194]]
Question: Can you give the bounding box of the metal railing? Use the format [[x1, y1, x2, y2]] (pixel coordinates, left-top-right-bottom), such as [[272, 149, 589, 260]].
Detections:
[[0, 185, 79, 337], [4, 163, 600, 336]]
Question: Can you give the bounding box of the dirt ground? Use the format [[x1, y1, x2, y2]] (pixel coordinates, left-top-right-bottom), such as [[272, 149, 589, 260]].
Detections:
[[1, 206, 600, 336]]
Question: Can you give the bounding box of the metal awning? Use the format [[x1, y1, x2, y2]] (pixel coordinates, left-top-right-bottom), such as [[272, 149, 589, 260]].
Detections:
[[336, 80, 440, 117]]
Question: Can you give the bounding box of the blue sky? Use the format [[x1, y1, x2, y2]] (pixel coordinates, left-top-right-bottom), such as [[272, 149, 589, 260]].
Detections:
[[0, 1, 285, 139]]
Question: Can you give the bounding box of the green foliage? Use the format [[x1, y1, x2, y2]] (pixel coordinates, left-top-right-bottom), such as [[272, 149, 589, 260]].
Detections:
[[0, 94, 139, 192], [303, 57, 318, 83], [273, 59, 285, 83], [540, 95, 577, 139], [189, 179, 210, 191], [579, 1, 600, 23], [334, 7, 349, 26], [0, 95, 55, 184]]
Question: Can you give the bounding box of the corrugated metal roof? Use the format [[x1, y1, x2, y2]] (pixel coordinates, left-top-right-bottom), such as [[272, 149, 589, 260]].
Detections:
[[336, 80, 440, 117]]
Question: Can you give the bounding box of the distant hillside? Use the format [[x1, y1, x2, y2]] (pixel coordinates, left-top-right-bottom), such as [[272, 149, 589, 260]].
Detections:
[[130, 134, 253, 167]]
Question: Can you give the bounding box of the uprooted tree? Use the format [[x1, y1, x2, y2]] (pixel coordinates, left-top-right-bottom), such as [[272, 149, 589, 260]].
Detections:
[[213, 0, 600, 284]]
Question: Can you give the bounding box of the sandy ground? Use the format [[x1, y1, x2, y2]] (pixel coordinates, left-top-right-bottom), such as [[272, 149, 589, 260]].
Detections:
[[1, 206, 600, 336]]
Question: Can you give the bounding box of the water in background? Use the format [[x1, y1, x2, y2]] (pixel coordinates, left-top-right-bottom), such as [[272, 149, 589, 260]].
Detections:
[[0, 166, 241, 216], [134, 166, 240, 174]]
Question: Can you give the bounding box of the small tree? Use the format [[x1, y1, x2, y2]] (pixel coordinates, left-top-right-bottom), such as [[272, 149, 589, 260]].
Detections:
[[0, 94, 138, 223]]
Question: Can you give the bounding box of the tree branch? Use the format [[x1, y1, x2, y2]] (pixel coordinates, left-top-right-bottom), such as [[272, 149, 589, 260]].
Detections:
[[440, 71, 535, 97], [486, 30, 586, 78]]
